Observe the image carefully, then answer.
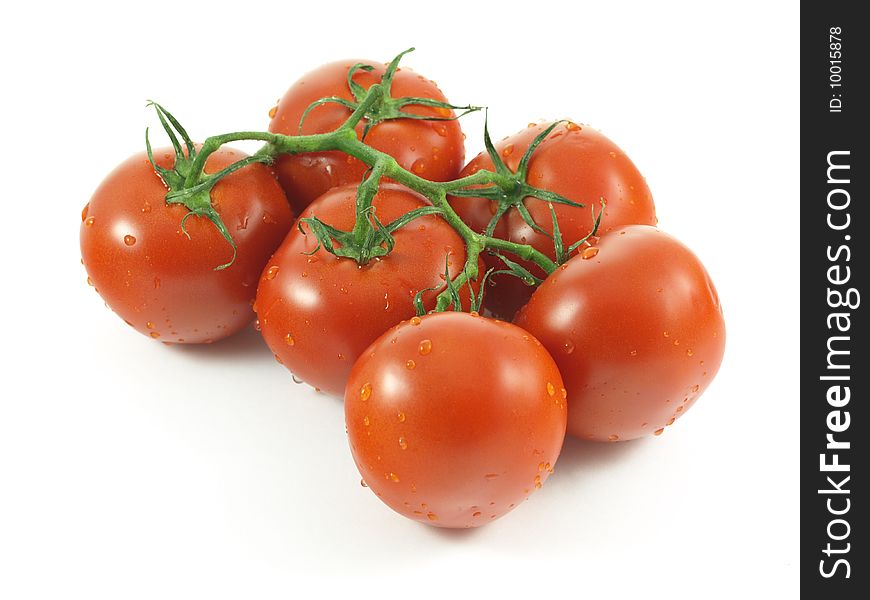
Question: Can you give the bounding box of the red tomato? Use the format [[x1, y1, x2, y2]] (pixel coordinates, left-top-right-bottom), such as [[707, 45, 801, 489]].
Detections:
[[514, 225, 725, 441], [269, 59, 466, 212], [256, 183, 479, 396], [345, 311, 567, 528], [80, 147, 292, 344], [450, 121, 657, 319]]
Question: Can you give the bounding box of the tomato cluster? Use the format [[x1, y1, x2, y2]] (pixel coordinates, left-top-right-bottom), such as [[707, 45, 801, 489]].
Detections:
[[81, 51, 725, 529]]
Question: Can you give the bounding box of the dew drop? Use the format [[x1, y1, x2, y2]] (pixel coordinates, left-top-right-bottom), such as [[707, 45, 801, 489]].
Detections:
[[565, 121, 581, 131], [360, 383, 372, 402], [264, 265, 280, 280], [502, 143, 514, 157], [654, 428, 664, 436], [397, 411, 406, 423], [153, 277, 161, 289], [608, 434, 619, 442], [427, 512, 438, 521], [411, 159, 426, 174], [667, 417, 675, 426], [663, 331, 670, 338], [686, 348, 694, 357], [84, 216, 95, 227], [237, 215, 249, 230], [149, 331, 160, 339], [405, 359, 416, 370], [86, 277, 94, 287], [268, 105, 278, 118], [398, 436, 408, 450], [141, 201, 152, 214], [691, 384, 700, 393], [563, 341, 575, 354], [274, 354, 283, 365], [630, 350, 638, 357], [284, 333, 295, 346], [124, 235, 136, 246], [609, 151, 617, 158], [388, 472, 400, 483], [580, 246, 599, 259], [673, 339, 680, 346], [363, 416, 370, 426], [254, 319, 261, 331], [676, 405, 684, 413], [81, 205, 89, 221], [292, 375, 303, 384], [434, 124, 448, 137], [146, 321, 156, 330], [418, 339, 432, 355], [560, 388, 567, 399], [484, 473, 499, 480], [410, 316, 422, 326], [546, 382, 556, 396], [360, 479, 368, 487], [262, 212, 277, 225], [473, 511, 482, 518]]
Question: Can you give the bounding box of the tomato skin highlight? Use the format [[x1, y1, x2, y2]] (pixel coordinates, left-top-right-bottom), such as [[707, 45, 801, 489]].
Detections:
[[345, 311, 567, 528], [80, 147, 292, 344], [269, 59, 465, 213], [515, 225, 725, 441], [256, 183, 478, 396], [451, 121, 657, 319]]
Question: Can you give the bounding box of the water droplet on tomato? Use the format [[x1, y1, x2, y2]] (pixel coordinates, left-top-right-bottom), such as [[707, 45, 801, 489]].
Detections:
[[405, 359, 416, 370], [676, 405, 684, 413], [149, 331, 160, 339], [153, 277, 161, 289], [411, 159, 426, 174], [666, 417, 675, 426], [268, 105, 278, 119], [264, 265, 280, 280], [363, 416, 370, 426], [360, 383, 372, 402], [609, 151, 617, 158], [253, 319, 261, 331], [473, 511, 482, 518], [360, 479, 368, 487], [292, 375, 303, 384], [608, 434, 619, 442], [427, 512, 438, 521], [580, 246, 599, 259], [146, 321, 155, 330], [418, 339, 432, 355], [141, 201, 151, 213], [563, 341, 575, 354], [124, 235, 136, 246], [388, 472, 400, 483], [434, 124, 448, 137], [502, 143, 514, 157], [274, 354, 283, 364], [630, 350, 638, 357], [534, 475, 542, 489], [410, 316, 422, 326], [663, 331, 670, 338], [673, 339, 680, 346], [86, 277, 94, 287], [397, 411, 406, 423], [565, 122, 581, 132], [398, 436, 408, 450], [262, 212, 277, 224], [547, 382, 556, 396], [84, 216, 95, 227], [654, 428, 664, 436]]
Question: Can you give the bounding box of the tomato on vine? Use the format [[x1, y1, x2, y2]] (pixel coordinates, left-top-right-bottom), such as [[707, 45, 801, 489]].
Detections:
[[450, 120, 657, 319], [515, 225, 725, 441], [80, 104, 292, 344], [269, 49, 474, 213], [345, 311, 567, 528], [255, 181, 480, 396]]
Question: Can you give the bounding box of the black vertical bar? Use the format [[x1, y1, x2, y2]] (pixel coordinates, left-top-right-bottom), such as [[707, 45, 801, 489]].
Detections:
[[802, 2, 866, 596]]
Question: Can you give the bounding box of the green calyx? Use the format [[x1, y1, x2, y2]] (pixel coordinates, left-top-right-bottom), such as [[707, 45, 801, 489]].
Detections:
[[298, 48, 482, 139], [298, 161, 442, 266], [451, 118, 583, 240], [146, 102, 268, 270]]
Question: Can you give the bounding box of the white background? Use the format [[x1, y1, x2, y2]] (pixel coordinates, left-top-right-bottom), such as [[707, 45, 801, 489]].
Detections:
[[0, 1, 799, 598]]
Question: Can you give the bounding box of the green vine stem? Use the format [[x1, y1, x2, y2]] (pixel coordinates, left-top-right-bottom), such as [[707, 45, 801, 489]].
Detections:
[[155, 75, 562, 311]]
